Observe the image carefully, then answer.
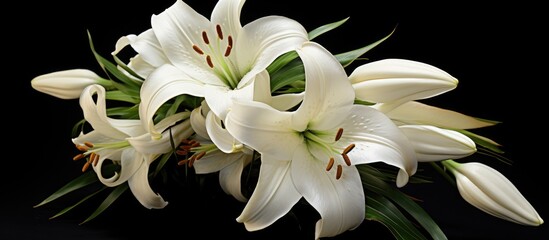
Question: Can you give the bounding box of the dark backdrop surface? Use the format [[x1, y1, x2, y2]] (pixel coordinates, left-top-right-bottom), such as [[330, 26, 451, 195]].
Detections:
[[3, 0, 547, 239]]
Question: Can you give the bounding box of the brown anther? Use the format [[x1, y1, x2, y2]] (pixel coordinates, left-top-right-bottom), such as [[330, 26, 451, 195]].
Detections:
[[336, 164, 343, 180], [335, 128, 344, 141], [224, 45, 232, 57], [193, 45, 204, 55], [343, 143, 355, 155], [326, 157, 335, 171], [191, 142, 200, 148], [227, 35, 233, 47], [81, 160, 91, 172], [202, 31, 210, 44], [84, 142, 94, 148], [206, 55, 214, 68], [73, 153, 85, 161], [92, 153, 99, 167], [342, 153, 351, 166], [194, 151, 206, 161], [188, 157, 196, 168], [216, 24, 223, 40], [76, 145, 88, 152]]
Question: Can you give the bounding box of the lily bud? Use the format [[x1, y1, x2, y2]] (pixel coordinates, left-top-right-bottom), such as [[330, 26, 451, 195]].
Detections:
[[399, 125, 476, 162], [31, 69, 111, 99], [349, 59, 458, 103], [442, 160, 544, 226]]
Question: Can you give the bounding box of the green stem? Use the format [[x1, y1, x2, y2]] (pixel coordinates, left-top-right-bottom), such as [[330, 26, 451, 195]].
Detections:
[[429, 161, 456, 187]]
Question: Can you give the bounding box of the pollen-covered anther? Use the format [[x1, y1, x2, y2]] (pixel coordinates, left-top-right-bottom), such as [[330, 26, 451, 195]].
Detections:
[[73, 153, 85, 161], [81, 159, 91, 172], [216, 24, 223, 40], [224, 45, 232, 57], [177, 159, 189, 166], [343, 143, 355, 154], [336, 164, 343, 180], [335, 128, 344, 141], [342, 153, 351, 166], [202, 31, 210, 44], [84, 142, 94, 148], [193, 45, 204, 55], [326, 157, 335, 171], [206, 55, 214, 68]]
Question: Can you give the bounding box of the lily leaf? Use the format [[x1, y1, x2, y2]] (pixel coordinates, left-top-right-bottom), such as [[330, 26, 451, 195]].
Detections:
[[359, 165, 448, 240], [49, 187, 107, 219], [269, 58, 305, 92], [34, 170, 99, 208], [335, 26, 396, 67], [105, 90, 140, 104], [308, 17, 349, 40], [80, 183, 129, 225], [366, 194, 427, 240]]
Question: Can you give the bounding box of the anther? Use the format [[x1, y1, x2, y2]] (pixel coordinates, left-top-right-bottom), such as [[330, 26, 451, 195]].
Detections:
[[227, 35, 233, 47], [216, 24, 223, 40], [335, 128, 344, 141], [92, 153, 99, 167], [81, 160, 91, 172], [84, 142, 94, 148], [73, 153, 85, 161], [76, 145, 88, 152], [224, 45, 232, 57], [326, 157, 335, 171], [193, 45, 204, 55], [202, 31, 210, 44], [206, 55, 214, 68], [194, 151, 206, 161], [343, 143, 355, 155], [336, 165, 343, 180], [342, 153, 351, 166], [177, 159, 189, 166]]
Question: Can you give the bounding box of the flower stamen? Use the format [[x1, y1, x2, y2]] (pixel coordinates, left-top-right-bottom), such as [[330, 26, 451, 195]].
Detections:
[[335, 128, 344, 141], [343, 143, 355, 154], [336, 164, 343, 180], [193, 45, 204, 55], [202, 31, 210, 44], [342, 153, 351, 166], [216, 24, 223, 40], [326, 157, 335, 171]]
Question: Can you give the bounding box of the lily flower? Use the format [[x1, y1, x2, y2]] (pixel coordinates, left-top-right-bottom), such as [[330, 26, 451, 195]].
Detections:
[[115, 0, 308, 139], [399, 125, 476, 162], [185, 101, 253, 202], [72, 84, 193, 209], [31, 69, 112, 99], [225, 42, 417, 239], [442, 160, 544, 226]]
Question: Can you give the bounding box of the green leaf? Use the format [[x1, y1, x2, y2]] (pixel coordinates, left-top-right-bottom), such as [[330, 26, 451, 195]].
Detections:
[[366, 194, 428, 240], [112, 54, 145, 81], [106, 105, 140, 119], [359, 165, 448, 240], [49, 187, 107, 219], [267, 51, 299, 76], [308, 17, 349, 40], [335, 26, 396, 67], [34, 170, 99, 208], [80, 184, 129, 225], [105, 90, 140, 104], [457, 129, 504, 154], [269, 58, 305, 92]]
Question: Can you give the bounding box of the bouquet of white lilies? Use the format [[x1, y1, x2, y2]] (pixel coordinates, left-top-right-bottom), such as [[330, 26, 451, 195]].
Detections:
[[30, 0, 543, 239]]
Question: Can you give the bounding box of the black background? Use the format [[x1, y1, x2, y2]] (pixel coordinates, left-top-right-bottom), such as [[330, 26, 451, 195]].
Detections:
[[3, 0, 547, 239]]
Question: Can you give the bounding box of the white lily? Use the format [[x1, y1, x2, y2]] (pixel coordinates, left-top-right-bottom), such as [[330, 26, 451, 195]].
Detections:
[[31, 69, 112, 99], [225, 42, 417, 239], [399, 125, 476, 162], [73, 84, 193, 209], [116, 0, 308, 139], [186, 101, 253, 202], [442, 160, 544, 226]]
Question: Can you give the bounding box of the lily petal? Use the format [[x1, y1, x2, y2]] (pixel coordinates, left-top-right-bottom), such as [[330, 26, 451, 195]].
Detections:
[[293, 42, 355, 131], [218, 153, 252, 202], [341, 105, 417, 187], [350, 59, 457, 103], [225, 100, 300, 160], [236, 157, 301, 231], [206, 111, 243, 153], [291, 147, 365, 239], [127, 157, 168, 209], [113, 28, 169, 69], [139, 64, 204, 139], [399, 125, 476, 162]]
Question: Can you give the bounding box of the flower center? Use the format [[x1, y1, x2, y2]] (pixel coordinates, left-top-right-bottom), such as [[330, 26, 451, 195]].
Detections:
[[192, 24, 241, 89], [176, 139, 218, 167], [73, 141, 130, 172], [303, 127, 356, 180]]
